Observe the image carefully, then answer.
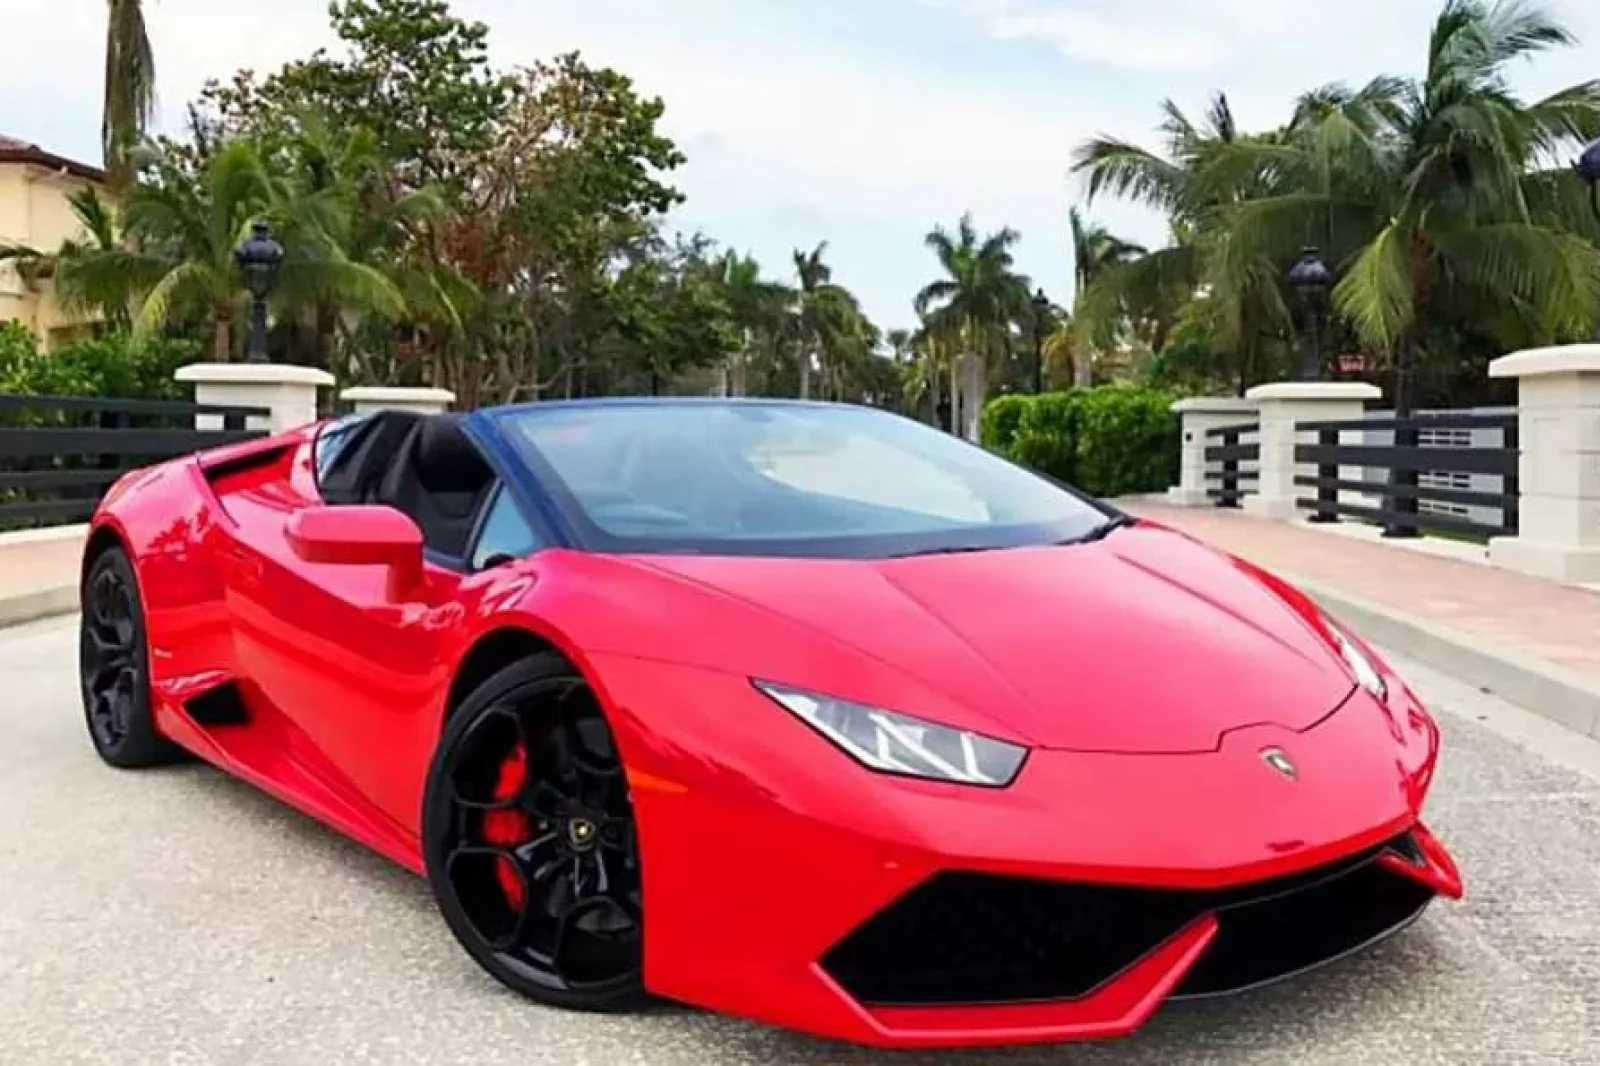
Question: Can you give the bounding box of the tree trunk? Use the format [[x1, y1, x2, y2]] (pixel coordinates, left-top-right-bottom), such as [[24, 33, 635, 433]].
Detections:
[[798, 345, 811, 400], [213, 307, 232, 362], [313, 303, 338, 374]]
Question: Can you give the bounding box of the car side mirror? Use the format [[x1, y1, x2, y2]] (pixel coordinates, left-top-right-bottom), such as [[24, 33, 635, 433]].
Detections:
[[286, 504, 424, 600]]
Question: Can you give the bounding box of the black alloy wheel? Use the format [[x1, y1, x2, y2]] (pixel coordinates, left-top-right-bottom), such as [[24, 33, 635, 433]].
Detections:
[[423, 654, 646, 1011], [78, 548, 183, 768]]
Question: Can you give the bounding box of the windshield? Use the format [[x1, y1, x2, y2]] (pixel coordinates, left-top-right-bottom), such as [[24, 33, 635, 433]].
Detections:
[[491, 401, 1112, 558]]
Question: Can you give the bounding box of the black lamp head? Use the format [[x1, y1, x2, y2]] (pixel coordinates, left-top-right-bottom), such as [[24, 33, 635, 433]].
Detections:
[[1287, 246, 1332, 304], [235, 220, 284, 299]]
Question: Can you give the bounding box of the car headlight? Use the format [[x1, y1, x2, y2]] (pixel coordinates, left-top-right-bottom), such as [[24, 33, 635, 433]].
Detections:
[[1330, 624, 1388, 702], [753, 681, 1027, 787]]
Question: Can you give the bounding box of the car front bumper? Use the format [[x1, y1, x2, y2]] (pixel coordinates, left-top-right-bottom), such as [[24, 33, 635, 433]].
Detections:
[[590, 654, 1462, 1049]]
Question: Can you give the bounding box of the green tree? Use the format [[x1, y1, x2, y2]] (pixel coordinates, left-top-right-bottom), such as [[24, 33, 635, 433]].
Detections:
[[433, 52, 689, 403], [196, 0, 509, 194], [915, 212, 1030, 437], [1072, 92, 1294, 391], [266, 117, 444, 373], [1066, 207, 1146, 384], [711, 251, 793, 396], [1218, 0, 1600, 411]]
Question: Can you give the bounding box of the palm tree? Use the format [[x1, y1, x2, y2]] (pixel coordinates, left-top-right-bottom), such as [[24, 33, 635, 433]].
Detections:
[[1066, 207, 1146, 384], [103, 0, 156, 186], [914, 212, 1030, 439], [1072, 92, 1293, 390], [1209, 0, 1600, 412], [791, 243, 832, 399], [714, 251, 792, 396], [268, 119, 435, 372]]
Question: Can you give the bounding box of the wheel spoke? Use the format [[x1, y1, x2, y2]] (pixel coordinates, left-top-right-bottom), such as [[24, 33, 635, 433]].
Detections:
[[446, 705, 530, 810]]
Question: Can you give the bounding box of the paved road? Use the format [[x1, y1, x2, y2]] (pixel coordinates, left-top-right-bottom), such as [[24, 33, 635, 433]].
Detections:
[[2, 614, 1598, 1065]]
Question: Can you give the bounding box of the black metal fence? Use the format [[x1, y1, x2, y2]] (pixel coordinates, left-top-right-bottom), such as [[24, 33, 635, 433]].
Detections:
[[1204, 422, 1259, 508], [0, 395, 269, 530], [1293, 410, 1518, 541]]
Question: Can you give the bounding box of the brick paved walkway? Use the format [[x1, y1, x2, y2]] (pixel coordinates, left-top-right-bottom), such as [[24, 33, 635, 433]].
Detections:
[[1122, 501, 1600, 683]]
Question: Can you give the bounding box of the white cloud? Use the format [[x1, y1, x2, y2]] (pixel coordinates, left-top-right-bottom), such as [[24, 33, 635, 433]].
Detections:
[[928, 0, 1220, 73]]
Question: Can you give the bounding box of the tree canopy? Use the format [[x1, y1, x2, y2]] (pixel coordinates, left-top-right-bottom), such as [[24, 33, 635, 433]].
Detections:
[[59, 0, 1600, 418]]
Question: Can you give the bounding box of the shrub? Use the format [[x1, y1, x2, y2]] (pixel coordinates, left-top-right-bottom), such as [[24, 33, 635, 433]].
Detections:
[[1072, 385, 1179, 498], [0, 320, 37, 378], [979, 392, 1029, 454], [980, 385, 1178, 498], [1009, 391, 1081, 485], [0, 331, 198, 401]]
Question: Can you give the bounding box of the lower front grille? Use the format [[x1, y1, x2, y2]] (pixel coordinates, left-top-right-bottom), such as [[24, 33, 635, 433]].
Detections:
[[1171, 855, 1433, 997], [821, 835, 1429, 1007]]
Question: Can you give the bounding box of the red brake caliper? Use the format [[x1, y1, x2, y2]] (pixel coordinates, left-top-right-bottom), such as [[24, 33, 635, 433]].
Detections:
[[481, 745, 532, 911]]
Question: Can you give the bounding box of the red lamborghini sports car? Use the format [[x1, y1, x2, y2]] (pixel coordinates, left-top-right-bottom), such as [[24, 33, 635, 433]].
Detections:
[[78, 398, 1461, 1048]]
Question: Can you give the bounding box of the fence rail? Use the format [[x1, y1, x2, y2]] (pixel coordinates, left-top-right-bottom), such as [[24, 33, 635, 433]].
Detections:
[[0, 394, 269, 530], [1293, 410, 1518, 541], [1204, 421, 1259, 508]]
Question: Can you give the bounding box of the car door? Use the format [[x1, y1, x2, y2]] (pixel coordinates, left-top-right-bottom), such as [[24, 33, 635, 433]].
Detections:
[[220, 418, 482, 836]]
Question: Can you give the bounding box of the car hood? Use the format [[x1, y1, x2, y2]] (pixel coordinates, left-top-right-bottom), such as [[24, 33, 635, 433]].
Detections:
[[632, 523, 1356, 754]]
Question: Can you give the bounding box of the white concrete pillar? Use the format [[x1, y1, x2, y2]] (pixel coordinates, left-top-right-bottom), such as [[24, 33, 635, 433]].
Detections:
[[1243, 381, 1382, 521], [1486, 344, 1600, 583], [1166, 396, 1257, 507], [175, 363, 336, 434], [339, 386, 456, 417]]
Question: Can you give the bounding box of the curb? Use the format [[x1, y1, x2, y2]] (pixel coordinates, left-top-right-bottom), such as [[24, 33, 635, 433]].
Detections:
[[0, 585, 78, 630], [1290, 574, 1600, 741]]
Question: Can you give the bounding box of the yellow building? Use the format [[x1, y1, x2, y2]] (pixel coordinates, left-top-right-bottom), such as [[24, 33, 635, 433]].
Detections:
[[0, 135, 108, 351]]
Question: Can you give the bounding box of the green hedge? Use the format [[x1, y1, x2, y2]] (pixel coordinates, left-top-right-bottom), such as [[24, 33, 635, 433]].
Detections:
[[980, 385, 1179, 498], [0, 325, 198, 405]]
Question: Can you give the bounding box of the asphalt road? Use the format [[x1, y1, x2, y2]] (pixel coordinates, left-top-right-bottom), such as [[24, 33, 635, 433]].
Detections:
[[2, 613, 1598, 1065]]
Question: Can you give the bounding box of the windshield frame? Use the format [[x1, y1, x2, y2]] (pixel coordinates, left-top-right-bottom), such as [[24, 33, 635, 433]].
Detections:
[[477, 399, 1123, 560]]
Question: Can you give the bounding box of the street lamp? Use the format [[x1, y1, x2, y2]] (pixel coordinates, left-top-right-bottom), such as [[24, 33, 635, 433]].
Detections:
[[235, 220, 284, 364], [1286, 246, 1331, 382], [1030, 288, 1050, 393]]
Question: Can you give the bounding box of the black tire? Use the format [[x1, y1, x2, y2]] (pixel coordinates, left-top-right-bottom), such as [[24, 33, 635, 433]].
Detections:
[[423, 654, 647, 1012], [78, 547, 185, 769]]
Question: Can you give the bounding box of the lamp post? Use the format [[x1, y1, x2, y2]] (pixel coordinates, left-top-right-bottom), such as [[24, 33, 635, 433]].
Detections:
[[1030, 288, 1049, 393], [235, 221, 284, 364], [1575, 138, 1600, 341], [1286, 246, 1331, 382]]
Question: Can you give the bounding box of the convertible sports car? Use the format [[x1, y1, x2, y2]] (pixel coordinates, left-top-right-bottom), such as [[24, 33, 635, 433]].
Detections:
[[77, 397, 1461, 1048]]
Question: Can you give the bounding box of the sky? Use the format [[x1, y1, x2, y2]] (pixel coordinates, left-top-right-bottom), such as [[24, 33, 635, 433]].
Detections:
[[5, 0, 1599, 331]]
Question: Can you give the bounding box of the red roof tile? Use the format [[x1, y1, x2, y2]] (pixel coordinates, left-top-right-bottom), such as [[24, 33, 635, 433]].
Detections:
[[0, 135, 106, 183]]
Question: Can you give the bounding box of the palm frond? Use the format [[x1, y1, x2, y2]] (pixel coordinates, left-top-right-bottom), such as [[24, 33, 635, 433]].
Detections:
[[1434, 222, 1600, 339], [1332, 222, 1415, 350], [135, 260, 215, 338], [1070, 138, 1188, 213]]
